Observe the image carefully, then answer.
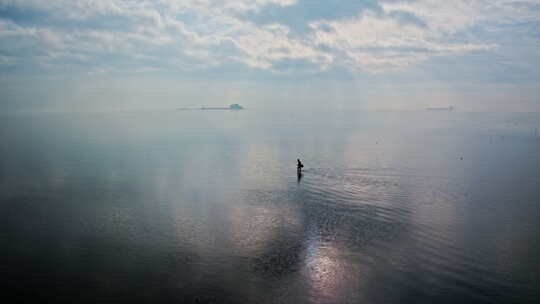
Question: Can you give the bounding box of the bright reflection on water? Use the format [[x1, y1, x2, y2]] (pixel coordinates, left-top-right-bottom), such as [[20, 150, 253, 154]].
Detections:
[[1, 110, 539, 303]]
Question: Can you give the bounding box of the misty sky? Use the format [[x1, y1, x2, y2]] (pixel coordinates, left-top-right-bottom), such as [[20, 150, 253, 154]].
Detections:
[[1, 0, 540, 112]]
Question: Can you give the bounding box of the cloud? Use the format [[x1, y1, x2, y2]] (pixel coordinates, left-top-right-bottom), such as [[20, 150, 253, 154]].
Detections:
[[310, 8, 498, 73], [0, 0, 539, 76]]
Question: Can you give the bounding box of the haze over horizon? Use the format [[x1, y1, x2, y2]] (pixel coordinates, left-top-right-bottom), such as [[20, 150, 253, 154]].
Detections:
[[1, 0, 540, 112]]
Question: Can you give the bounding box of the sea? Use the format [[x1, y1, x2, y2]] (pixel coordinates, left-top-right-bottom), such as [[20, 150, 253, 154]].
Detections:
[[1, 110, 539, 303]]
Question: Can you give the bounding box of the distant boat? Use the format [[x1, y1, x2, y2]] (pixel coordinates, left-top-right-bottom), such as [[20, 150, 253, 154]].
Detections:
[[178, 104, 245, 111], [426, 106, 454, 111]]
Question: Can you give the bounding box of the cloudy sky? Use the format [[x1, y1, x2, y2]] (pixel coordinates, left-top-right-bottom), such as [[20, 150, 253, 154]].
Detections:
[[1, 0, 540, 112]]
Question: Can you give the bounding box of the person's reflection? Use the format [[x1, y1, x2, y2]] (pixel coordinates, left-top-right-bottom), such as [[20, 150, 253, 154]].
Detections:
[[297, 170, 303, 183]]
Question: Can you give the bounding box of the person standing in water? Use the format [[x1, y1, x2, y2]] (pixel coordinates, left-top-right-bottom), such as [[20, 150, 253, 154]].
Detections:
[[297, 158, 304, 171]]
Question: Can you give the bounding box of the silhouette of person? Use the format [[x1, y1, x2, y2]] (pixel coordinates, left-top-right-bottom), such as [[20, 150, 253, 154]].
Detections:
[[297, 158, 304, 171], [297, 158, 304, 183]]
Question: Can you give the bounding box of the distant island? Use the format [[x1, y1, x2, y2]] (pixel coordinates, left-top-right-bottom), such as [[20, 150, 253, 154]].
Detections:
[[178, 104, 245, 111], [228, 104, 244, 110], [426, 106, 454, 111]]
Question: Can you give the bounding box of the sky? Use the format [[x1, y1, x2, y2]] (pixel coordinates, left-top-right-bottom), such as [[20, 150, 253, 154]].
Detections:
[[1, 0, 540, 112]]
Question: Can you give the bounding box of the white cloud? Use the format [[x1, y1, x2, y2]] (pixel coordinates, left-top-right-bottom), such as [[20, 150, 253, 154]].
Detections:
[[310, 7, 498, 73], [0, 0, 538, 75]]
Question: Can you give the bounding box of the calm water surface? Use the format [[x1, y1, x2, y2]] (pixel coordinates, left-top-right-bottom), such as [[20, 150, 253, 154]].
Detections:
[[1, 110, 539, 303]]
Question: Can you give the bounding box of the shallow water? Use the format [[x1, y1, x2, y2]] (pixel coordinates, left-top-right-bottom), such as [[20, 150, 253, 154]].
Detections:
[[1, 110, 539, 303]]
